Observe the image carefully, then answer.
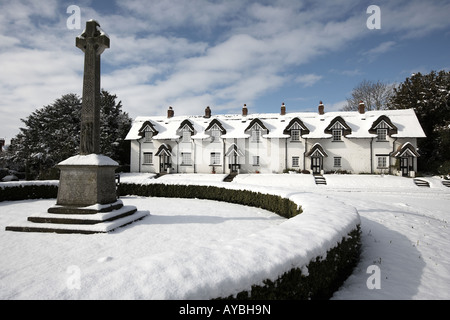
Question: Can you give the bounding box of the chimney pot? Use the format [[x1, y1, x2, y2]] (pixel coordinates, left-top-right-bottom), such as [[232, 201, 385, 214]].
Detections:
[[167, 106, 174, 118], [204, 106, 211, 118], [242, 104, 248, 117], [318, 101, 324, 115], [280, 102, 286, 116], [358, 100, 365, 114]]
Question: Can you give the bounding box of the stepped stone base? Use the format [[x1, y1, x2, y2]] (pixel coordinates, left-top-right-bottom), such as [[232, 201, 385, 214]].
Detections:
[[5, 200, 150, 234]]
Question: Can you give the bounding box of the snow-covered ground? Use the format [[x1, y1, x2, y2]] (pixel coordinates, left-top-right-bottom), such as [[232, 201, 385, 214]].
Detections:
[[1, 173, 449, 299]]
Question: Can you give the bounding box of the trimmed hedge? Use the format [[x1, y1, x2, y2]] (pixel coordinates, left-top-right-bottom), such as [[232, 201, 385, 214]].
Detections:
[[119, 183, 302, 219], [1, 181, 360, 299], [222, 227, 361, 300], [0, 184, 58, 202]]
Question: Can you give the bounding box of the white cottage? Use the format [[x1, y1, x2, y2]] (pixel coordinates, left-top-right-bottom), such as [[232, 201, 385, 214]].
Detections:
[[125, 102, 426, 177]]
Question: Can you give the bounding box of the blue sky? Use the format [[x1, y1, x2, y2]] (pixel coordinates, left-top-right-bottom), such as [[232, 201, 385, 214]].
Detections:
[[1, 0, 449, 142]]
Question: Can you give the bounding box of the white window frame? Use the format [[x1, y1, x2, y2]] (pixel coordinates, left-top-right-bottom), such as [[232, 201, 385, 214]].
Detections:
[[332, 129, 342, 141], [210, 126, 221, 142], [181, 152, 192, 166], [143, 152, 153, 164], [291, 129, 300, 142], [377, 128, 388, 141], [182, 129, 191, 143], [292, 156, 299, 167], [377, 156, 388, 168], [210, 152, 221, 165], [334, 157, 342, 168], [144, 130, 153, 142], [253, 156, 260, 166]]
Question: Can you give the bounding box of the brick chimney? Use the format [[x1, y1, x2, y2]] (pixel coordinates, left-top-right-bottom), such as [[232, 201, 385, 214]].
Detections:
[[167, 106, 174, 118], [318, 101, 324, 115], [242, 104, 248, 117], [280, 102, 286, 116], [358, 100, 366, 114], [204, 106, 211, 118]]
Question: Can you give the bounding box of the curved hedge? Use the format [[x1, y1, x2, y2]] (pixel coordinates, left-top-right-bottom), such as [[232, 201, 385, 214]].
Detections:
[[0, 183, 58, 202], [1, 180, 360, 299], [118, 182, 361, 300], [118, 183, 302, 219]]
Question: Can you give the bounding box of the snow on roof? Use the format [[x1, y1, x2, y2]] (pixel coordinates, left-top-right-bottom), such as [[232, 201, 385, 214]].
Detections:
[[125, 109, 426, 141]]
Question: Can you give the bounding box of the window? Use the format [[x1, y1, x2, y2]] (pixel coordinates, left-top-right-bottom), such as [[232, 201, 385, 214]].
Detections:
[[181, 152, 192, 166], [332, 129, 342, 141], [377, 128, 387, 141], [144, 131, 153, 142], [292, 156, 299, 167], [253, 156, 260, 166], [211, 127, 221, 142], [334, 157, 342, 167], [291, 129, 300, 142], [143, 152, 153, 164], [377, 156, 387, 168], [252, 127, 261, 142], [210, 152, 221, 165], [182, 130, 191, 142]]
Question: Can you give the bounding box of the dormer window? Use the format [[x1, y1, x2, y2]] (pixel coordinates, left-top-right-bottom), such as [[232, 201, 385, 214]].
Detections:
[[138, 121, 159, 142], [283, 117, 310, 142], [252, 126, 262, 142], [331, 122, 345, 141], [245, 119, 268, 143], [325, 116, 351, 141], [377, 128, 387, 141], [205, 119, 227, 143], [144, 130, 153, 142], [178, 119, 195, 143], [332, 129, 342, 141], [182, 128, 191, 142], [369, 115, 398, 141], [210, 124, 221, 142]]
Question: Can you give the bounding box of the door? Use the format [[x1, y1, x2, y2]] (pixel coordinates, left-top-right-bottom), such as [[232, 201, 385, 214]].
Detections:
[[400, 157, 413, 177], [229, 154, 240, 173], [311, 156, 322, 174], [159, 154, 171, 173]]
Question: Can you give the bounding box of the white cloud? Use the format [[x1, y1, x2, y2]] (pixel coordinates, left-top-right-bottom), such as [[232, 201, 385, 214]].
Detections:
[[295, 74, 323, 87], [0, 0, 448, 142]]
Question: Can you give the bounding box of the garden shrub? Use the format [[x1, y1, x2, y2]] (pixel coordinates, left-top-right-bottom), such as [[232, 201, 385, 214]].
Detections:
[[0, 184, 58, 202], [118, 183, 302, 218]]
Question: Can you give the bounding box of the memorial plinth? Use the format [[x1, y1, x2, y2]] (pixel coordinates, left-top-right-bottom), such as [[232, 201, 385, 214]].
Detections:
[[55, 154, 118, 209]]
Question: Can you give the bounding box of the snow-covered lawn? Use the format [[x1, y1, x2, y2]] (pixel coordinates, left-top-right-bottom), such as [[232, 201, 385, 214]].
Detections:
[[1, 173, 449, 299]]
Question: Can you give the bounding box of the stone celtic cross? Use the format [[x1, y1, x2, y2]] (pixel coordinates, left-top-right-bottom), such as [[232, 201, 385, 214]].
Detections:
[[76, 20, 110, 155]]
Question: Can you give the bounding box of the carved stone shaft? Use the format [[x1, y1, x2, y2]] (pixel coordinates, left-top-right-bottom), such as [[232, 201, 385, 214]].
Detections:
[[76, 20, 110, 155]]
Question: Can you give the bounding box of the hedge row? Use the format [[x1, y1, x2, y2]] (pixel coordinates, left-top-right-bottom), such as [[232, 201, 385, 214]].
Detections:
[[221, 227, 361, 300], [0, 184, 58, 202], [119, 183, 302, 219]]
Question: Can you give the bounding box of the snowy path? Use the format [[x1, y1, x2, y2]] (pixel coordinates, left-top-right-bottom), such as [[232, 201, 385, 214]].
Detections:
[[330, 191, 450, 299]]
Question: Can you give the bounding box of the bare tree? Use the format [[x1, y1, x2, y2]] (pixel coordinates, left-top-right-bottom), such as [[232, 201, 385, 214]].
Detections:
[[342, 80, 395, 111]]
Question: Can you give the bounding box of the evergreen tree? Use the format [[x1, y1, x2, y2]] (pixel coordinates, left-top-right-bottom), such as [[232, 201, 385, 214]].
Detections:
[[1, 91, 132, 179], [388, 70, 450, 174]]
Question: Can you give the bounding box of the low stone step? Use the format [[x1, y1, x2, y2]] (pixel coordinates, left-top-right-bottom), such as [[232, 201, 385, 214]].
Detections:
[[314, 176, 327, 185], [5, 210, 149, 234], [442, 180, 450, 188], [28, 205, 138, 225], [414, 178, 430, 187]]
